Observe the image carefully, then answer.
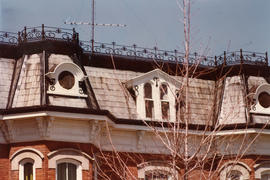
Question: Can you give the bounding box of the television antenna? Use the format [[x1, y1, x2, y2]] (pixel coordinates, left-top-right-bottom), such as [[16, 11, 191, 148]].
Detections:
[[64, 0, 127, 52]]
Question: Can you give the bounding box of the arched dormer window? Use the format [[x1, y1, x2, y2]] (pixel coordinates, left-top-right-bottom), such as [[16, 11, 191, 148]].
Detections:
[[144, 83, 154, 119], [160, 84, 169, 120], [125, 69, 181, 121]]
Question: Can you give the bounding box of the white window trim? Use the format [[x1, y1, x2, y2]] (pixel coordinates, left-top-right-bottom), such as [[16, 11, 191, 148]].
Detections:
[[250, 83, 270, 114], [125, 69, 181, 122], [48, 148, 93, 180], [46, 62, 87, 97], [136, 80, 176, 121], [219, 162, 250, 180], [10, 148, 44, 180], [19, 158, 35, 180], [56, 158, 82, 180], [138, 162, 178, 180], [254, 161, 270, 179]]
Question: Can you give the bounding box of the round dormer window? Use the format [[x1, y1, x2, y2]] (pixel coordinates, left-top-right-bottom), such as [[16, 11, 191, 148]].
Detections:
[[258, 91, 270, 108], [58, 71, 75, 89]]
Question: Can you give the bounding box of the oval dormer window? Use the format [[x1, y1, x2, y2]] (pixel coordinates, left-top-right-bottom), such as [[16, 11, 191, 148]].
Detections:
[[58, 71, 75, 90], [258, 92, 270, 108]]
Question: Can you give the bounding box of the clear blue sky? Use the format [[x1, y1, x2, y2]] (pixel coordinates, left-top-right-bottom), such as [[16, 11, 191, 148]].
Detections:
[[0, 0, 269, 56]]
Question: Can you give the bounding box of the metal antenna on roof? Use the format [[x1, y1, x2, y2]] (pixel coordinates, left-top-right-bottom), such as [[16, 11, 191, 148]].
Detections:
[[64, 0, 127, 52]]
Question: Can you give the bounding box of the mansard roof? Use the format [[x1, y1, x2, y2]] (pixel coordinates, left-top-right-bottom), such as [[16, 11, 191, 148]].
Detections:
[[0, 25, 270, 130]]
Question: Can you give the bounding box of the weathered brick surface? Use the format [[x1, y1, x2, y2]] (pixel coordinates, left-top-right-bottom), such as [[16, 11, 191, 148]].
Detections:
[[7, 141, 95, 180], [2, 141, 270, 180]]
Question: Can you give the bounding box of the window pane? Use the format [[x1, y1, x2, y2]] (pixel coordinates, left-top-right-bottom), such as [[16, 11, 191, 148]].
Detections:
[[144, 83, 152, 99], [262, 174, 270, 180], [145, 100, 154, 118], [145, 170, 169, 180], [24, 163, 33, 180], [57, 163, 67, 180], [68, 163, 77, 180], [227, 170, 242, 180], [161, 102, 169, 120], [160, 84, 168, 100]]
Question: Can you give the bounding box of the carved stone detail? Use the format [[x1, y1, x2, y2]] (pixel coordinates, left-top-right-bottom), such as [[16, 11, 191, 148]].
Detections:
[[36, 117, 54, 138], [137, 130, 145, 149], [89, 120, 101, 142], [0, 120, 15, 143]]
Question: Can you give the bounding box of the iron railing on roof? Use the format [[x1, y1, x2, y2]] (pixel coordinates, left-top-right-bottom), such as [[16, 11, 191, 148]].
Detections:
[[0, 25, 268, 67], [0, 31, 18, 45]]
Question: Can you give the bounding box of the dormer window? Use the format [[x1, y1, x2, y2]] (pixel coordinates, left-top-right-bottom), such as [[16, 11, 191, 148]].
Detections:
[[126, 69, 181, 121], [58, 71, 75, 90], [160, 84, 169, 120], [46, 62, 87, 97], [250, 84, 270, 114], [144, 83, 154, 118]]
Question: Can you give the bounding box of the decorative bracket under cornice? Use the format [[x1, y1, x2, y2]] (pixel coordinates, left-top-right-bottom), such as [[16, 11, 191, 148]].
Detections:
[[89, 120, 101, 142], [36, 117, 54, 139], [136, 130, 145, 149], [0, 120, 15, 143]]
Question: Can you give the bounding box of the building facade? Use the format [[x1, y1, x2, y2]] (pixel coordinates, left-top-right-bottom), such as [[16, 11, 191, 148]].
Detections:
[[0, 25, 270, 180]]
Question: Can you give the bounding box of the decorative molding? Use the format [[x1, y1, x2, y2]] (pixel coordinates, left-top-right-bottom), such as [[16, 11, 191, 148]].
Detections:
[[136, 130, 145, 149], [219, 162, 251, 180], [46, 62, 87, 97], [89, 120, 101, 142], [0, 120, 15, 142], [125, 69, 181, 88], [36, 117, 54, 138], [48, 148, 93, 170], [250, 83, 270, 115], [10, 147, 44, 160], [254, 161, 270, 179], [11, 148, 43, 170]]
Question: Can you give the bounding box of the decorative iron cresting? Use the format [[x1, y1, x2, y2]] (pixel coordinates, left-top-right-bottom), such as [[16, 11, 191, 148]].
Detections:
[[0, 31, 18, 45], [18, 24, 78, 43], [0, 25, 268, 67]]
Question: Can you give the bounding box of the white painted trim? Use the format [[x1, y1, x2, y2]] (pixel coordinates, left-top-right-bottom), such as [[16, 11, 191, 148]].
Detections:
[[125, 69, 181, 88], [10, 147, 44, 160], [56, 158, 82, 180], [46, 62, 87, 97], [250, 83, 270, 114], [48, 148, 94, 160], [254, 161, 270, 179], [11, 148, 43, 170], [48, 148, 91, 170], [137, 162, 178, 180], [19, 158, 36, 180], [219, 162, 250, 180]]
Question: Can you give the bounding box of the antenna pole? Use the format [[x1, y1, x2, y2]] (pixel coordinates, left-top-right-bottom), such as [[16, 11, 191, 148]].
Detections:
[[91, 0, 95, 52]]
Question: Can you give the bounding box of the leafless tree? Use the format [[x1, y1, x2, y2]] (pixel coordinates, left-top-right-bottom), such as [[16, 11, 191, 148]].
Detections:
[[91, 0, 268, 180]]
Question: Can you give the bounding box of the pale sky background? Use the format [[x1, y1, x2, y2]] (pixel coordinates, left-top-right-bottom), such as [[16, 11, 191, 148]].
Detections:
[[0, 0, 269, 56]]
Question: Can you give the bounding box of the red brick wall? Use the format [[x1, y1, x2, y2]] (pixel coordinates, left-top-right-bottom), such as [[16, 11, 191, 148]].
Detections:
[[3, 141, 270, 180], [7, 141, 95, 180], [0, 144, 9, 180]]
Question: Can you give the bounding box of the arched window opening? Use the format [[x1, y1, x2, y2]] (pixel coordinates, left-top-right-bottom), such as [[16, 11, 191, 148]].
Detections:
[[144, 83, 154, 118], [57, 162, 77, 180], [24, 162, 33, 180], [262, 174, 270, 180], [145, 170, 171, 180], [160, 84, 169, 120], [227, 170, 242, 180]]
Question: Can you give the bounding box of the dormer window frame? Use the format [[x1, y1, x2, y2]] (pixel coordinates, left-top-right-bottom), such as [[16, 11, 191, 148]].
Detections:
[[126, 69, 180, 121], [46, 62, 87, 98]]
